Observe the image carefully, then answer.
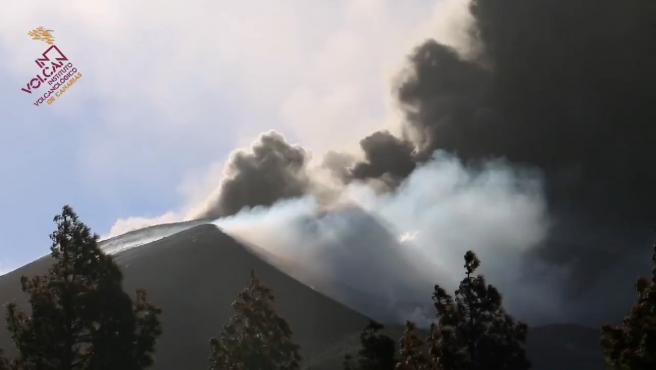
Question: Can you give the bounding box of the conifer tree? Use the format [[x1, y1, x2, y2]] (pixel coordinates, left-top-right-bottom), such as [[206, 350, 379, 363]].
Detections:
[[344, 320, 396, 370], [209, 271, 301, 370], [430, 251, 530, 370], [601, 243, 656, 369], [5, 205, 162, 370], [396, 321, 431, 370]]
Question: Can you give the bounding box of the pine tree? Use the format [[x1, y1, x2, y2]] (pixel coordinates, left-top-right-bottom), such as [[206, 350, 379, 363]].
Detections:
[[601, 243, 656, 369], [344, 320, 396, 370], [396, 321, 431, 370], [209, 271, 301, 370], [5, 205, 162, 370], [430, 251, 530, 370]]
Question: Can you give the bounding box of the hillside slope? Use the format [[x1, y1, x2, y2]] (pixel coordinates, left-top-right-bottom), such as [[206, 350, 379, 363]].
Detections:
[[0, 224, 604, 369], [0, 224, 369, 369]]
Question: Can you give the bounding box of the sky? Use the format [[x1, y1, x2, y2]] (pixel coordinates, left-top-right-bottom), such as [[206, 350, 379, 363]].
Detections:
[[0, 0, 472, 272]]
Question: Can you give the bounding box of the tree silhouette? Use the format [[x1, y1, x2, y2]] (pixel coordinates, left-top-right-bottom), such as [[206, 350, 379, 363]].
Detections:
[[601, 243, 656, 369], [429, 251, 530, 370], [396, 321, 431, 370], [209, 271, 301, 370], [344, 320, 396, 370], [5, 205, 162, 370]]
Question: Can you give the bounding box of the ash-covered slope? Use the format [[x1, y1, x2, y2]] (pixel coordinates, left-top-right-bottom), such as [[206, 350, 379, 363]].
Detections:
[[99, 219, 208, 254], [0, 224, 368, 369]]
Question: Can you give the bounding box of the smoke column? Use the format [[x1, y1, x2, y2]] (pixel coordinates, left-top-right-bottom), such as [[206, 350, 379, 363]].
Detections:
[[215, 152, 558, 324], [111, 0, 656, 325]]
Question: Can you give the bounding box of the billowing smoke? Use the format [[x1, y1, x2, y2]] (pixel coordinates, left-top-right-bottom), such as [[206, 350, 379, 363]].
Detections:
[[349, 131, 416, 188], [287, 0, 655, 324], [391, 0, 656, 323], [193, 131, 311, 219], [111, 0, 655, 325], [216, 153, 558, 324], [399, 0, 656, 224]]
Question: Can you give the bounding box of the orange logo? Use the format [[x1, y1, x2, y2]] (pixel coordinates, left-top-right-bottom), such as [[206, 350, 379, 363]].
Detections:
[[28, 27, 56, 45]]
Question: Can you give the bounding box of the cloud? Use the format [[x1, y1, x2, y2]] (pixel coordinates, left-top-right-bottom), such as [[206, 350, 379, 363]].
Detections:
[[0, 1, 445, 214], [2, 1, 478, 244]]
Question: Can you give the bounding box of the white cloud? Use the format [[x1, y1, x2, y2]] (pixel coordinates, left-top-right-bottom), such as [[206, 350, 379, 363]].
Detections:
[[1, 0, 476, 155], [0, 0, 478, 238]]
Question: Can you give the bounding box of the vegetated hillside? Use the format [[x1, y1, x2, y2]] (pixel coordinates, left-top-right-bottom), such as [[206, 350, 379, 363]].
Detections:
[[0, 224, 368, 369], [0, 224, 604, 369]]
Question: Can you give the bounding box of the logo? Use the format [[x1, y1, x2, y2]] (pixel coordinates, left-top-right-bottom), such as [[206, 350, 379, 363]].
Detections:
[[21, 27, 83, 107], [28, 27, 55, 45]]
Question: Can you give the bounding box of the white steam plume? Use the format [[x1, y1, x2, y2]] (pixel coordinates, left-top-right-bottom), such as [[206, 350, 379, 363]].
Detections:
[[215, 152, 565, 325]]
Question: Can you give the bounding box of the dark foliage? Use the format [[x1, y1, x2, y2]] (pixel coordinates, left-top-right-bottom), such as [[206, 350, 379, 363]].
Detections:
[[344, 320, 396, 370], [5, 206, 161, 370], [601, 244, 656, 369], [429, 251, 530, 370], [209, 271, 301, 370], [396, 321, 431, 370]]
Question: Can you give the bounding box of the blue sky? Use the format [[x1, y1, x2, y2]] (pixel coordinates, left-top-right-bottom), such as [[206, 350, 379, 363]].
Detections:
[[0, 0, 473, 273]]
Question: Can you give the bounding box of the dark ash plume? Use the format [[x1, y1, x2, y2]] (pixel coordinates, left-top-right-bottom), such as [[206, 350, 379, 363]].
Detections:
[[195, 131, 310, 219], [180, 0, 656, 325], [398, 40, 490, 161], [394, 0, 656, 323], [349, 131, 416, 187]]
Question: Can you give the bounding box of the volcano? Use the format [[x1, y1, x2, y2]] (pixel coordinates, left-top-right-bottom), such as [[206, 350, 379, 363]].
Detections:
[[0, 224, 368, 369], [0, 223, 602, 369]]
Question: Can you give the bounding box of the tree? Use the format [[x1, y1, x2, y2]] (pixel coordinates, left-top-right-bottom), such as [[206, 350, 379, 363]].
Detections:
[[5, 205, 162, 370], [396, 321, 431, 370], [601, 243, 656, 369], [209, 271, 301, 370], [429, 251, 530, 370], [344, 320, 396, 370]]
